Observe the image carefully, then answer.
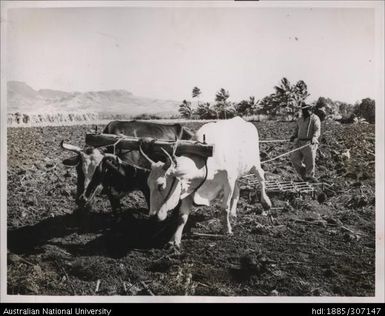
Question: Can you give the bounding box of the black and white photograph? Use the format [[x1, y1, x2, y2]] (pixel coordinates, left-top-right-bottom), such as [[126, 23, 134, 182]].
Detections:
[[1, 1, 384, 303]]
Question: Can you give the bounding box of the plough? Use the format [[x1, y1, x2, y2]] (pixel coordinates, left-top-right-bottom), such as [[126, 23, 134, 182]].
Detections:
[[241, 176, 328, 198], [264, 180, 320, 197]]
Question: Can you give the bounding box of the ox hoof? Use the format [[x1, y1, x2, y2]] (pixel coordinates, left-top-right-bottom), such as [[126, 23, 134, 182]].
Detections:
[[262, 201, 272, 210], [222, 228, 233, 236], [164, 242, 181, 254]]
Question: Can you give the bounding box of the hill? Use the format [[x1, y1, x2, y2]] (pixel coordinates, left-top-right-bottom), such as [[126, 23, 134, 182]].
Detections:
[[7, 81, 179, 118]]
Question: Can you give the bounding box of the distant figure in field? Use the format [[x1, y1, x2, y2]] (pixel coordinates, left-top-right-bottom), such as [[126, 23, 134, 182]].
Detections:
[[289, 103, 321, 182]]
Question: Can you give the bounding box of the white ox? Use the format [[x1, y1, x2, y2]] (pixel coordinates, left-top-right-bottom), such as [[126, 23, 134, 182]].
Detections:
[[140, 117, 272, 248]]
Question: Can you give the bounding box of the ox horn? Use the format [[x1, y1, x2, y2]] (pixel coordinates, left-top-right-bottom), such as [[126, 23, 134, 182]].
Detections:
[[160, 147, 176, 170], [139, 145, 155, 166], [60, 140, 82, 153]]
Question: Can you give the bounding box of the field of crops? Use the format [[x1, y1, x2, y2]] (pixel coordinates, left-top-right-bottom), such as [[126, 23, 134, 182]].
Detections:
[[7, 120, 375, 297]]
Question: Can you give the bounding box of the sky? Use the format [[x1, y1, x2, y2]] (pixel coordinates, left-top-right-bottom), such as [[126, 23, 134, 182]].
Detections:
[[4, 3, 376, 104]]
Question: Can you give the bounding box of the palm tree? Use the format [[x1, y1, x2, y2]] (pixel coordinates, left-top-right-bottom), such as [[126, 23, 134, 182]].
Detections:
[[195, 102, 216, 119], [273, 77, 295, 114], [192, 87, 201, 99], [215, 88, 231, 119], [178, 100, 193, 119], [192, 86, 202, 114], [267, 78, 310, 116], [292, 80, 310, 110], [236, 96, 260, 116]]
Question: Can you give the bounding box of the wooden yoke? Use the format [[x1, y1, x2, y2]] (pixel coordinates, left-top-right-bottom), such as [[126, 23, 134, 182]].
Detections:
[[85, 133, 213, 158]]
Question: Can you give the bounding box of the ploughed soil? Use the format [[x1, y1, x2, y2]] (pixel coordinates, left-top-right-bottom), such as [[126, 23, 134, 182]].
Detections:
[[7, 120, 375, 296]]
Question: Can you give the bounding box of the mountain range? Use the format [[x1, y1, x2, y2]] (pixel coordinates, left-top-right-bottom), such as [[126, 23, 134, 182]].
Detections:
[[7, 81, 180, 117]]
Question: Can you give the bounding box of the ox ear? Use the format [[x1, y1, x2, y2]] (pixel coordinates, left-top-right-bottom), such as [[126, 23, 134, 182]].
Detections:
[[62, 155, 79, 166]]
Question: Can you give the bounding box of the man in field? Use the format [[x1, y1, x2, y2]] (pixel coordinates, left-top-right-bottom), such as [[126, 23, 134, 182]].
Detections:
[[290, 102, 321, 182]]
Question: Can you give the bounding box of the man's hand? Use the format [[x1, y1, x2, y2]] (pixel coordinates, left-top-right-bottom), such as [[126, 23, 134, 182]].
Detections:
[[311, 137, 319, 145]]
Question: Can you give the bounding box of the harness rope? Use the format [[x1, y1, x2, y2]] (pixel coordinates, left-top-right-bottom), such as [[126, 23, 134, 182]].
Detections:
[[260, 139, 290, 143], [160, 140, 180, 206], [162, 177, 178, 205], [96, 135, 312, 170], [112, 138, 124, 155], [261, 143, 312, 164]]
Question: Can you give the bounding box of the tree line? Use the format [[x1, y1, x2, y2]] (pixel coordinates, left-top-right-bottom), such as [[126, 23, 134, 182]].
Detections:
[[179, 78, 375, 123]]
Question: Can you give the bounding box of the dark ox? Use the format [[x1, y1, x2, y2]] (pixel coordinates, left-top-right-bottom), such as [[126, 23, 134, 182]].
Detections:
[[61, 120, 193, 213]]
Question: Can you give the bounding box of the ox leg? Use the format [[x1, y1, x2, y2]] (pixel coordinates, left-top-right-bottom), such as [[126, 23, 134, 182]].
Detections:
[[250, 165, 272, 210], [168, 196, 193, 249], [107, 189, 122, 215], [142, 186, 151, 209], [221, 180, 236, 235], [230, 182, 240, 218]]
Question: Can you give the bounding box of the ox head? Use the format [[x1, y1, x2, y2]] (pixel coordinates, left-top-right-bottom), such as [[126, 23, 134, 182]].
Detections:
[[79, 153, 124, 207], [61, 141, 108, 206], [139, 146, 182, 221]]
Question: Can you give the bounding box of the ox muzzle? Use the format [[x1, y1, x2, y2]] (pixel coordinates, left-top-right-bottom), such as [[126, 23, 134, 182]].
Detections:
[[80, 154, 124, 204]]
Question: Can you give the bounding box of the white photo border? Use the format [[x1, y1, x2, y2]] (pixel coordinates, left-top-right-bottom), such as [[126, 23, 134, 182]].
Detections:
[[1, 0, 384, 303]]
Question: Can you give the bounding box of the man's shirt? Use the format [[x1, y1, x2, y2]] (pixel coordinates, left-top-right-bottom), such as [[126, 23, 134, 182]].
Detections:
[[291, 113, 321, 140]]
